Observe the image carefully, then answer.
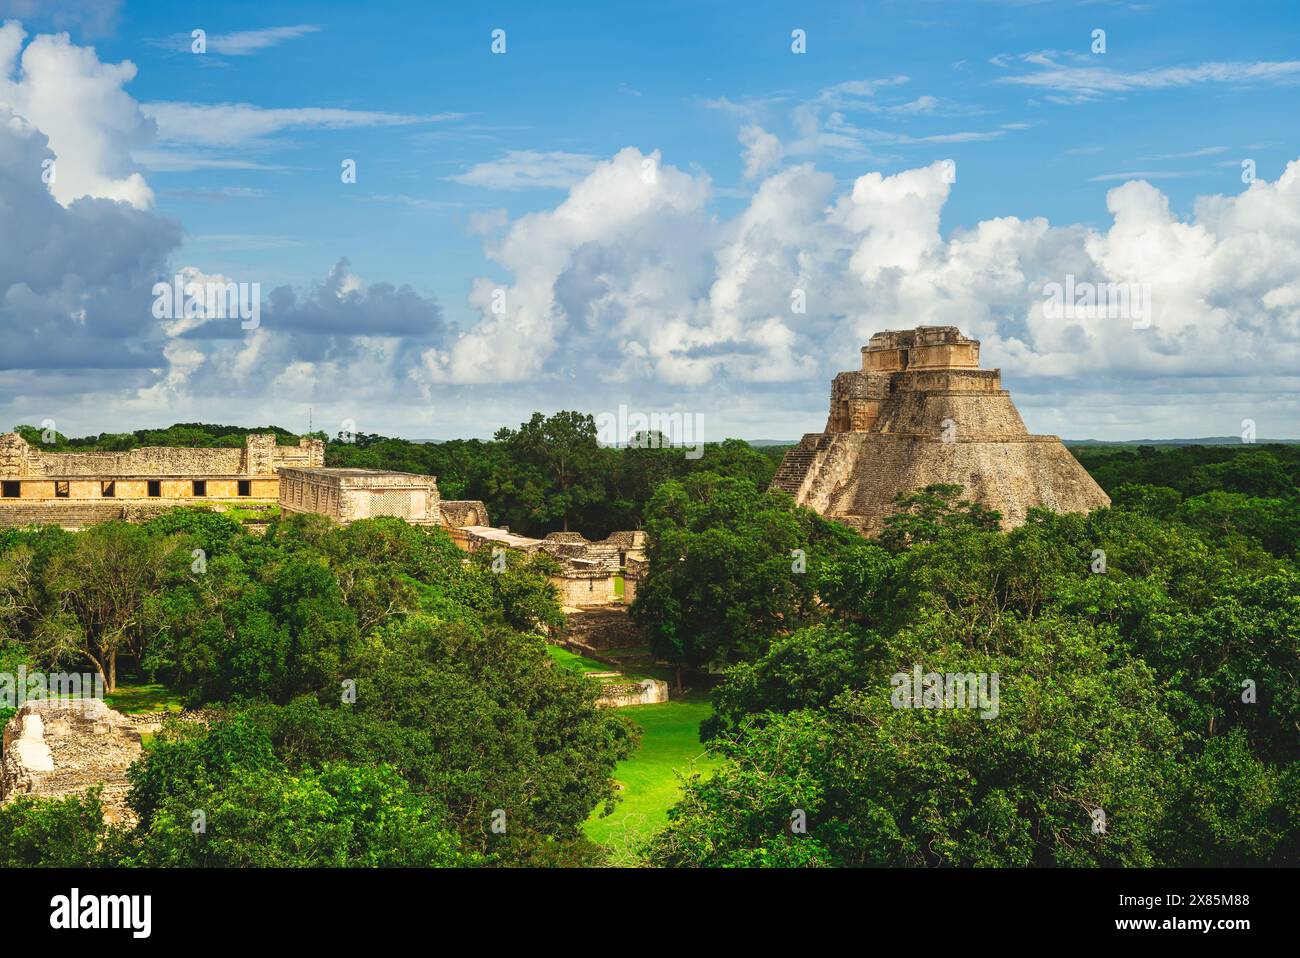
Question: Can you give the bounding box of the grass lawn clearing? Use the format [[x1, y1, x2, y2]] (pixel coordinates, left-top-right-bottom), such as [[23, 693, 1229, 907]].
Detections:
[[584, 694, 720, 865], [104, 680, 185, 715], [546, 644, 612, 675]]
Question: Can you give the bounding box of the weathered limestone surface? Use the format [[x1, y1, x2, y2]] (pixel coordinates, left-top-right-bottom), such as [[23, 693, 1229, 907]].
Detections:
[[438, 500, 490, 530], [0, 432, 322, 480], [559, 606, 643, 651], [457, 526, 647, 608], [0, 432, 324, 528], [596, 679, 669, 708], [278, 466, 442, 525], [771, 326, 1110, 536], [1, 699, 143, 824]]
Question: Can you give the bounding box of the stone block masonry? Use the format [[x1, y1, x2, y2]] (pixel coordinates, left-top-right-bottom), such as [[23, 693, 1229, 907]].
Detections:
[[456, 526, 647, 609], [1, 699, 144, 825], [771, 326, 1110, 536], [0, 432, 324, 528], [278, 466, 443, 525]]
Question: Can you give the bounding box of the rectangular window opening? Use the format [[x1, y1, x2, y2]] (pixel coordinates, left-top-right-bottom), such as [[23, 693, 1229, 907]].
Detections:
[[238, 479, 252, 497], [101, 481, 115, 498], [192, 480, 206, 497], [2, 481, 20, 498], [148, 480, 162, 498], [55, 481, 69, 498]]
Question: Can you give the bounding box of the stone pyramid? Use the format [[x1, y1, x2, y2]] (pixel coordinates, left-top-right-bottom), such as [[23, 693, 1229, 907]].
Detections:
[[770, 326, 1110, 535]]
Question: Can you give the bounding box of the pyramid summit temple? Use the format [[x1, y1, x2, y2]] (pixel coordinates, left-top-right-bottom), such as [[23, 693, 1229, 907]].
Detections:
[[770, 326, 1110, 535]]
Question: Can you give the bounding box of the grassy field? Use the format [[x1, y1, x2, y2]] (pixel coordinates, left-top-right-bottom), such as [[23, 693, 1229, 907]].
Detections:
[[545, 644, 612, 674], [221, 504, 281, 523], [104, 680, 185, 714], [584, 695, 721, 865], [544, 643, 656, 683]]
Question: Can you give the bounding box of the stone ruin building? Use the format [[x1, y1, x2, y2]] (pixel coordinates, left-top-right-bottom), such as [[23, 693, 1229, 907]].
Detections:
[[278, 466, 447, 526], [1, 699, 144, 825], [0, 430, 643, 612], [771, 326, 1110, 535], [273, 466, 644, 609], [0, 431, 323, 528], [455, 526, 647, 608], [273, 468, 650, 697]]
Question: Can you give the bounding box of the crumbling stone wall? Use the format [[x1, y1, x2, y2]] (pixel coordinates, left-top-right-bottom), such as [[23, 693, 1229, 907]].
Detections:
[[0, 432, 322, 479], [596, 679, 669, 708], [558, 606, 644, 651], [455, 524, 645, 609], [1, 699, 143, 825], [438, 500, 489, 529]]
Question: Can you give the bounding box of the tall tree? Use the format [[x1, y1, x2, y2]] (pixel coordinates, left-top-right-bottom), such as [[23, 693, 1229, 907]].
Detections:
[[34, 522, 187, 691], [494, 411, 605, 533], [632, 472, 825, 685]]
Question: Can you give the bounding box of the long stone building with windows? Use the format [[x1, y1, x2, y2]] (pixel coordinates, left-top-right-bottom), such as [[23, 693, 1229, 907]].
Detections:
[[0, 437, 644, 609], [0, 431, 323, 527]]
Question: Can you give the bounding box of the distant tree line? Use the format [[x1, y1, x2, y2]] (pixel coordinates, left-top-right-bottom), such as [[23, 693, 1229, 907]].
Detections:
[[324, 411, 782, 537], [11, 413, 783, 539], [10, 422, 304, 451]]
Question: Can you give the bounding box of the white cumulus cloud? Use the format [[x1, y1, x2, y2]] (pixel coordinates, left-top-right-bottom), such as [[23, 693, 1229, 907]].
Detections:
[[0, 19, 154, 206]]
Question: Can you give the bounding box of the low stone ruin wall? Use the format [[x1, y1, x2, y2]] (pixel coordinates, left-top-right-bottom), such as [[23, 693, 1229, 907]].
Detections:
[[0, 699, 144, 824], [596, 679, 670, 708], [559, 606, 642, 651]]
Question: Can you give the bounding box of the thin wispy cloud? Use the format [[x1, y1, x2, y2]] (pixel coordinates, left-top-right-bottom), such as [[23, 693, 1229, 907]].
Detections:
[[0, 0, 122, 36], [1001, 57, 1300, 102], [448, 151, 601, 190], [183, 233, 307, 250], [710, 76, 1003, 166], [817, 76, 912, 102], [152, 24, 321, 56], [162, 185, 270, 201], [369, 193, 463, 212], [823, 113, 1008, 147], [133, 150, 292, 173], [1087, 169, 1207, 182], [1144, 146, 1228, 160], [143, 103, 464, 148]]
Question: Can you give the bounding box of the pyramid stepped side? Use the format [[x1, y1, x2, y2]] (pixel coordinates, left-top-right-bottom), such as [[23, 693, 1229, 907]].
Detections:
[[770, 433, 833, 496], [873, 374, 1029, 440], [820, 434, 1107, 532], [769, 326, 1109, 537]]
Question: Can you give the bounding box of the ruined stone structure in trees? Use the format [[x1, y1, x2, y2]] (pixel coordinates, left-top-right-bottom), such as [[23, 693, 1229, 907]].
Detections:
[[771, 326, 1110, 535], [455, 526, 646, 608], [275, 467, 644, 609], [0, 699, 144, 824]]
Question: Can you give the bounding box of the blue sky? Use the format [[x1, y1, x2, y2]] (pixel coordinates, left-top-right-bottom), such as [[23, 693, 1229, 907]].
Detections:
[[121, 0, 1298, 300], [2, 0, 1300, 440]]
